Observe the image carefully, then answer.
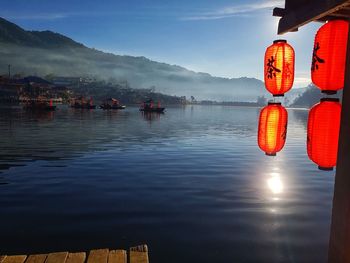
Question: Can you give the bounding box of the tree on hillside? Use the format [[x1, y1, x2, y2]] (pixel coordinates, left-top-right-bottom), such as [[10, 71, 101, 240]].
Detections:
[[291, 84, 342, 108], [257, 95, 267, 106]]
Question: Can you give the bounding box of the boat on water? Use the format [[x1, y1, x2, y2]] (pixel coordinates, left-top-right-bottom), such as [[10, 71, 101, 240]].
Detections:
[[71, 97, 96, 109], [23, 98, 56, 111], [100, 98, 126, 110], [139, 99, 165, 113]]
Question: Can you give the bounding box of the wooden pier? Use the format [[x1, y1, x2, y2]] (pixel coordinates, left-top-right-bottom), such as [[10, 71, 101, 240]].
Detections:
[[0, 245, 149, 263]]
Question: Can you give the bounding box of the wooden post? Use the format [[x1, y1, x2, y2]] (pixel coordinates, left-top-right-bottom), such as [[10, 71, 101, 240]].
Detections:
[[328, 18, 350, 263]]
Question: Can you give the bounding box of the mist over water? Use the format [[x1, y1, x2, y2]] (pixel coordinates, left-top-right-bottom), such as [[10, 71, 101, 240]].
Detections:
[[0, 105, 333, 263], [0, 42, 266, 101]]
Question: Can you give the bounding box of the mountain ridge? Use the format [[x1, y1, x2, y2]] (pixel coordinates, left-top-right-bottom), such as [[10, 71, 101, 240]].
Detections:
[[0, 17, 84, 48]]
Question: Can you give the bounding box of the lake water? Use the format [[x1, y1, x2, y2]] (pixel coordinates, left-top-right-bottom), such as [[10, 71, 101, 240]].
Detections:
[[0, 105, 334, 263]]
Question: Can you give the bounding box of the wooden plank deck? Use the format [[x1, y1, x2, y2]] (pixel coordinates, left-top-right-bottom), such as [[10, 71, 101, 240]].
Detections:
[[0, 245, 148, 263], [129, 245, 148, 263]]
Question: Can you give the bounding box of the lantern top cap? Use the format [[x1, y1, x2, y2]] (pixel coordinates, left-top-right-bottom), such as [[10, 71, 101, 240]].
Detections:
[[267, 101, 282, 105], [273, 39, 287, 44], [326, 18, 348, 23], [320, 98, 340, 103]]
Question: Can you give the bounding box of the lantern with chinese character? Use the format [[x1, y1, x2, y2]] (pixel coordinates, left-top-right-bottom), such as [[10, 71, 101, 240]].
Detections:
[[264, 40, 295, 96], [307, 98, 341, 170], [258, 102, 288, 156], [311, 20, 349, 94]]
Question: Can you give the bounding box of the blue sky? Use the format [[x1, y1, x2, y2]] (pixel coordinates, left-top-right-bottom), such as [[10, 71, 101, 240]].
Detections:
[[0, 0, 321, 87]]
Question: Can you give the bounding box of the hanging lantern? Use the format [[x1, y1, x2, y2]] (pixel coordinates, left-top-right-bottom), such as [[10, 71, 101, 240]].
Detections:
[[258, 102, 288, 156], [307, 98, 341, 170], [264, 40, 295, 97], [311, 20, 349, 94]]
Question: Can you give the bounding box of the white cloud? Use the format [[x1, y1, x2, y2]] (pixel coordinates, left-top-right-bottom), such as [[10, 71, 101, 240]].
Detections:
[[2, 13, 69, 20], [2, 11, 122, 21], [294, 77, 311, 87], [181, 0, 284, 21]]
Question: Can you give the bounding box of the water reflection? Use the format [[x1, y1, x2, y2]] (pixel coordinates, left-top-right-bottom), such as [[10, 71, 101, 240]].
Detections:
[[291, 109, 308, 129], [141, 111, 163, 122], [267, 172, 284, 195], [24, 110, 55, 122], [0, 104, 334, 263]]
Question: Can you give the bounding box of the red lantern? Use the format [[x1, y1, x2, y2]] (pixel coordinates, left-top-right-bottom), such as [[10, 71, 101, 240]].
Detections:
[[307, 98, 341, 170], [258, 102, 288, 156], [264, 40, 295, 97], [311, 20, 349, 94]]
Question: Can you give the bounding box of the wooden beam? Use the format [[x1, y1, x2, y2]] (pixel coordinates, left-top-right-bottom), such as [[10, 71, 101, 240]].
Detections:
[[333, 9, 350, 15], [328, 12, 350, 17], [328, 18, 350, 263], [273, 7, 286, 17], [275, 0, 350, 34], [317, 15, 343, 21]]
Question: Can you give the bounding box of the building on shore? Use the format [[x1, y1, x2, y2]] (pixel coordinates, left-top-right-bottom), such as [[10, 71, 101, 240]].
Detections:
[[0, 75, 72, 102]]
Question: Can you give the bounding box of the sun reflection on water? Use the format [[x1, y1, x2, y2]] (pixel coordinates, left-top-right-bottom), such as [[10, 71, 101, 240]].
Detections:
[[266, 169, 284, 214], [267, 171, 283, 195]]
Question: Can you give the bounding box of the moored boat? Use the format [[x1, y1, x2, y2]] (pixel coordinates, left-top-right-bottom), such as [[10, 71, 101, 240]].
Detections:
[[139, 99, 165, 113], [23, 98, 56, 111], [100, 104, 126, 110], [70, 97, 96, 109], [100, 98, 126, 110]]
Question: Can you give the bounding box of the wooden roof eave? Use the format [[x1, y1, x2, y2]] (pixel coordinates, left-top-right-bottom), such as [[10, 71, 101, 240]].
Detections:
[[273, 0, 350, 34]]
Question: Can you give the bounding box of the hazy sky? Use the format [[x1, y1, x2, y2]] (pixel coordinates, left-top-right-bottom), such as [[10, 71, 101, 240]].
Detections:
[[1, 0, 321, 87]]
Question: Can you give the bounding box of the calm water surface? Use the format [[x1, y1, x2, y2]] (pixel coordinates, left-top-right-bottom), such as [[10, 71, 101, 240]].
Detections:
[[0, 105, 334, 263]]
